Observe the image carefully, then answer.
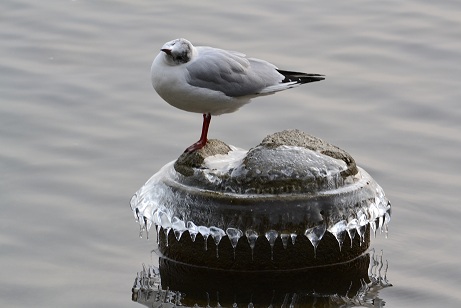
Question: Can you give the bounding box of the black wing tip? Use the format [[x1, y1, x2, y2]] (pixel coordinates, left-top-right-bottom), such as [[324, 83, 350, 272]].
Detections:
[[277, 69, 325, 84]]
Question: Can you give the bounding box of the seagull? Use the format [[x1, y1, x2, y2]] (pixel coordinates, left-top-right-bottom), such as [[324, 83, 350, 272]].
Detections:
[[151, 38, 325, 152]]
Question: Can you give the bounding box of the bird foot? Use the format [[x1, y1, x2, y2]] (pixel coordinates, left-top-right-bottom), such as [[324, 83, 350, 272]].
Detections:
[[184, 139, 208, 153]]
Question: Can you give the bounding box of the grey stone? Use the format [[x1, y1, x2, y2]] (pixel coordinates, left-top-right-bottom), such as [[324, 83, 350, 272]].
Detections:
[[259, 129, 358, 177], [173, 129, 357, 194], [174, 139, 232, 176]]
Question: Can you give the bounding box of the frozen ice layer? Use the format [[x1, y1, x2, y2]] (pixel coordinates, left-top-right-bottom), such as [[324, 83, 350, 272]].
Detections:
[[130, 130, 391, 269]]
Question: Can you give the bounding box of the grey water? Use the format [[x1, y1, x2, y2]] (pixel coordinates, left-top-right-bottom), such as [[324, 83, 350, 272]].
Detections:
[[1, 0, 460, 307]]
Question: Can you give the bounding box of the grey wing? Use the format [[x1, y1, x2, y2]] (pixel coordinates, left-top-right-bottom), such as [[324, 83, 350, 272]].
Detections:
[[185, 47, 283, 97]]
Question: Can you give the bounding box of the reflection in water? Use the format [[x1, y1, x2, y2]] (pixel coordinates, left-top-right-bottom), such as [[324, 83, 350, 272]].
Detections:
[[132, 249, 391, 307]]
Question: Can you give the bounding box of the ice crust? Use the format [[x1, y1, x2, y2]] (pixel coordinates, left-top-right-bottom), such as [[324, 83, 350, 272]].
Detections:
[[130, 147, 391, 254], [178, 145, 352, 194]]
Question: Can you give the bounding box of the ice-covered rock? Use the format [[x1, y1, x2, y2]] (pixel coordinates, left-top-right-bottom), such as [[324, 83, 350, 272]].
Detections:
[[130, 130, 391, 269]]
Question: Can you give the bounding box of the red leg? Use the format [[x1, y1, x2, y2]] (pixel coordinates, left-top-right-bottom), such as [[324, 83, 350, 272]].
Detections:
[[185, 113, 212, 153]]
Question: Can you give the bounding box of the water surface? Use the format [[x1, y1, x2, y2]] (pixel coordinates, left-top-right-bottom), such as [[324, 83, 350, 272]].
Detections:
[[1, 0, 461, 307]]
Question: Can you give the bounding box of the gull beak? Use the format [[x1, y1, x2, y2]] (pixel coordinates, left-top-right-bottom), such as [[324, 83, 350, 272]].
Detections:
[[161, 48, 172, 55]]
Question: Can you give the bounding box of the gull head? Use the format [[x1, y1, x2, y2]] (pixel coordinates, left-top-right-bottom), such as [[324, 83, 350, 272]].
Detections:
[[160, 38, 195, 65]]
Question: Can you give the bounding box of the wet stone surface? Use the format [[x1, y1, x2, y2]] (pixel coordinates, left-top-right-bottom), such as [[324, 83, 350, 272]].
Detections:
[[174, 129, 358, 193]]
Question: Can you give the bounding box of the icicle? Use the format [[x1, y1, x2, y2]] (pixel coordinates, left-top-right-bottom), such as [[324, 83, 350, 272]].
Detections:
[[290, 233, 297, 246], [187, 221, 198, 242], [383, 209, 391, 235], [152, 210, 160, 243], [265, 230, 278, 260], [370, 219, 377, 238], [357, 211, 368, 245], [245, 229, 258, 261], [143, 216, 150, 239], [280, 233, 290, 249], [164, 227, 171, 247], [156, 224, 161, 245], [153, 224, 159, 245], [347, 218, 358, 248], [378, 215, 384, 231], [198, 226, 210, 251], [158, 210, 172, 246], [383, 212, 390, 238], [172, 217, 186, 242], [329, 220, 347, 251], [158, 210, 172, 228], [210, 226, 225, 258], [304, 222, 326, 258], [226, 228, 243, 259]]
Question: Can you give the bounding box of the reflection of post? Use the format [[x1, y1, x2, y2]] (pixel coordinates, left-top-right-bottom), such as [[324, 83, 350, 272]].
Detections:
[[131, 252, 392, 307], [131, 129, 391, 271], [159, 254, 372, 305]]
